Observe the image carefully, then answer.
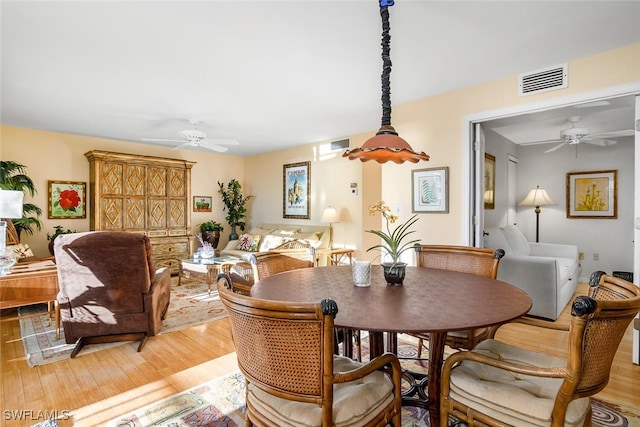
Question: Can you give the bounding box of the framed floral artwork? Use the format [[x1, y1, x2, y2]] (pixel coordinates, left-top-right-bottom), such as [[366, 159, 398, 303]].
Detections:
[[193, 195, 212, 212], [566, 170, 617, 219], [412, 167, 449, 213], [283, 161, 310, 219], [48, 180, 86, 219]]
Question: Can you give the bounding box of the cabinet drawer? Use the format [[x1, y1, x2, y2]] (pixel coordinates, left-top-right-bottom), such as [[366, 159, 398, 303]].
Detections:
[[151, 241, 189, 257]]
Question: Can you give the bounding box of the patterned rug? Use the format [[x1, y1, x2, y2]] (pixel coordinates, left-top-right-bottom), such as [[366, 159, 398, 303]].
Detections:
[[109, 367, 640, 427], [19, 277, 227, 367]]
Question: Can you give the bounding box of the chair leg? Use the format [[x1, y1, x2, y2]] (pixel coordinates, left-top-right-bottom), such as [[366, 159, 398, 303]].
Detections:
[[417, 338, 424, 358], [137, 334, 149, 352], [70, 337, 86, 358]]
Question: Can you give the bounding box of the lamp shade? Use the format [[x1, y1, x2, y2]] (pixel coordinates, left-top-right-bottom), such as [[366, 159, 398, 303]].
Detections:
[[321, 207, 339, 223], [519, 186, 555, 207], [0, 190, 24, 218]]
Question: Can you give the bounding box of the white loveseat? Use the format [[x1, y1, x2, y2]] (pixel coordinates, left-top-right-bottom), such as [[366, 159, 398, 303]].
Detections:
[[220, 223, 329, 261], [483, 225, 580, 320]]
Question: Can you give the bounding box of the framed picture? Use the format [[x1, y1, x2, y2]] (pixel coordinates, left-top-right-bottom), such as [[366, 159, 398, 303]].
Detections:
[[484, 153, 496, 210], [193, 195, 212, 212], [412, 167, 449, 213], [48, 180, 86, 219], [566, 170, 617, 219], [283, 161, 310, 219]]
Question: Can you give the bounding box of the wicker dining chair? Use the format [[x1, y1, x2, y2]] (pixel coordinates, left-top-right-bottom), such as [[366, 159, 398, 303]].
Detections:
[[440, 271, 640, 427], [216, 274, 403, 427], [412, 244, 505, 356], [228, 241, 315, 295]]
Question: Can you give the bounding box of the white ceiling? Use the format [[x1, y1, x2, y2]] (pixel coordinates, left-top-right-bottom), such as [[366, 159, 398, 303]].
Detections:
[[2, 1, 640, 157]]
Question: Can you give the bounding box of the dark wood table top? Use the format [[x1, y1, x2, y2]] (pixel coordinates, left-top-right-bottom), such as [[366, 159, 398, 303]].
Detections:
[[251, 265, 532, 333]]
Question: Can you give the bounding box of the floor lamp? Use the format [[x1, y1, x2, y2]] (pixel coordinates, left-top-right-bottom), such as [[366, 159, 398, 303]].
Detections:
[[519, 185, 555, 243], [321, 206, 339, 250]]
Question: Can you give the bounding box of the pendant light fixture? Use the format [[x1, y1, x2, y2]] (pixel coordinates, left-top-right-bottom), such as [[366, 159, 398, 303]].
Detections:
[[343, 0, 429, 164]]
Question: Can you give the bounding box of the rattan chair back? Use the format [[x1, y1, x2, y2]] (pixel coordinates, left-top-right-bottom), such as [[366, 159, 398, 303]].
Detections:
[[414, 244, 505, 279], [216, 274, 403, 426], [412, 244, 505, 352], [249, 251, 314, 283], [440, 271, 640, 427], [571, 271, 640, 394]]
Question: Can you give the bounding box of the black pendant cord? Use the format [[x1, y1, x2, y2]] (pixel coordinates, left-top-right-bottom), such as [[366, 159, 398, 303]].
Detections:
[[380, 5, 392, 128]]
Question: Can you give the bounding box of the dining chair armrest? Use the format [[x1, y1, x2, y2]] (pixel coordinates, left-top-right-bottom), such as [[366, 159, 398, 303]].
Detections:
[[487, 315, 570, 339], [334, 352, 402, 385], [443, 346, 569, 380]]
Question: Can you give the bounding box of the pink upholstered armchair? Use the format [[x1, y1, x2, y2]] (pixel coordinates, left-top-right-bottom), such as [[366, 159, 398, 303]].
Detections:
[[55, 231, 171, 357]]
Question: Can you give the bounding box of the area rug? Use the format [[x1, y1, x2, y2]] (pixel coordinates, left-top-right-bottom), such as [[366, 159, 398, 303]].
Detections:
[[18, 278, 227, 367], [108, 368, 640, 427]]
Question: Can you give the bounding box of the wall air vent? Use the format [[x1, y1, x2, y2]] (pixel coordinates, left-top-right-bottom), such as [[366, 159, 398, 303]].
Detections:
[[518, 63, 567, 96], [331, 138, 350, 151]]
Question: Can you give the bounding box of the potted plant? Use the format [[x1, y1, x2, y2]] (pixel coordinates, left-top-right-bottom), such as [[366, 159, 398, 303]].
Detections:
[[366, 201, 420, 285], [47, 225, 77, 255], [218, 179, 254, 240], [0, 161, 43, 240], [198, 220, 224, 249]]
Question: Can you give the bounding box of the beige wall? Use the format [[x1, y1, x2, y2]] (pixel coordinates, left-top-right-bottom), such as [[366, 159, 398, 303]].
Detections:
[[3, 43, 639, 261], [1, 126, 245, 257]]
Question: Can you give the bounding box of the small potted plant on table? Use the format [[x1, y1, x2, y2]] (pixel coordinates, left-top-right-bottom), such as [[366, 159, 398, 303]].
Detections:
[[198, 220, 224, 250]]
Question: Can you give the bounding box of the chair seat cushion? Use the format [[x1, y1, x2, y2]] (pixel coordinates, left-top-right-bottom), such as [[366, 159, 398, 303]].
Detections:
[[448, 339, 590, 427], [247, 355, 395, 427]]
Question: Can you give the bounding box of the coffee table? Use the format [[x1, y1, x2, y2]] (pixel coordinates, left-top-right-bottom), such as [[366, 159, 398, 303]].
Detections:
[[178, 256, 242, 294]]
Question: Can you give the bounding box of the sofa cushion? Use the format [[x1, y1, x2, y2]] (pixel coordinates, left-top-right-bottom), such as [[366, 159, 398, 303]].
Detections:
[[7, 243, 34, 258], [259, 234, 286, 251], [501, 225, 531, 255], [484, 227, 511, 252], [238, 233, 261, 251]]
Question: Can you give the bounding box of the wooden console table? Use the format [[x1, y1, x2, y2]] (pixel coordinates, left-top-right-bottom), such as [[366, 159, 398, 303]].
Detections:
[[0, 260, 60, 337]]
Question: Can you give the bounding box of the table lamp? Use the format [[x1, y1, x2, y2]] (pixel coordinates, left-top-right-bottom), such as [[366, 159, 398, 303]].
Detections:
[[519, 185, 555, 243], [0, 189, 24, 275], [321, 206, 339, 249]]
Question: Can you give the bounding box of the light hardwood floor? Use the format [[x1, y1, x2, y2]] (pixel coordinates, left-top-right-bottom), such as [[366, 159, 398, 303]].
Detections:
[[1, 283, 638, 426]]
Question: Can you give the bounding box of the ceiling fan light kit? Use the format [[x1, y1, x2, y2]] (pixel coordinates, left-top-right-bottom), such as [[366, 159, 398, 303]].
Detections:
[[343, 0, 429, 164]]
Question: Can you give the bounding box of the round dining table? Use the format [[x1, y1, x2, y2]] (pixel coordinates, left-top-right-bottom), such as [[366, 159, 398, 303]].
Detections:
[[250, 264, 532, 427]]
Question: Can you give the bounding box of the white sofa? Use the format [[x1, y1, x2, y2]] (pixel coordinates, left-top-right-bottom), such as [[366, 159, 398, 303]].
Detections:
[[483, 225, 580, 320], [220, 223, 329, 262]]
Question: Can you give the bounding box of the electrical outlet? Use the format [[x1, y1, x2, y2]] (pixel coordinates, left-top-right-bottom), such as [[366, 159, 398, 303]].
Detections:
[[579, 252, 584, 260], [593, 253, 599, 261]]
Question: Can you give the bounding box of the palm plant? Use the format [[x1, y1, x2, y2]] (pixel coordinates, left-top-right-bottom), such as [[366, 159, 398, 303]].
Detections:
[[0, 161, 43, 239]]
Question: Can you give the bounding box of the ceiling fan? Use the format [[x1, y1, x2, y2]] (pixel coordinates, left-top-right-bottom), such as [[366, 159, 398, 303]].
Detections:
[[142, 119, 239, 153], [542, 116, 631, 154]]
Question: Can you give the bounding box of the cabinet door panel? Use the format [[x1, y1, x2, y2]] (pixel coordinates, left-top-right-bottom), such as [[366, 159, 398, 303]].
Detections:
[[167, 199, 187, 230], [148, 167, 167, 197], [148, 199, 167, 229], [101, 198, 123, 230], [168, 168, 186, 197], [124, 198, 146, 230], [101, 163, 123, 195], [124, 164, 146, 196]]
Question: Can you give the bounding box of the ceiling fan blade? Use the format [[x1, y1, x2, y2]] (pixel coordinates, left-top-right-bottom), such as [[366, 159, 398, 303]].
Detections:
[[198, 141, 229, 152], [171, 142, 193, 151], [588, 129, 634, 139], [142, 137, 183, 143], [520, 138, 563, 146], [544, 142, 566, 153], [203, 138, 239, 146], [583, 139, 618, 147]]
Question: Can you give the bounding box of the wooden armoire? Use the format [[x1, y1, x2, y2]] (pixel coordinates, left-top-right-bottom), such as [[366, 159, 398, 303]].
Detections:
[[85, 150, 196, 273]]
